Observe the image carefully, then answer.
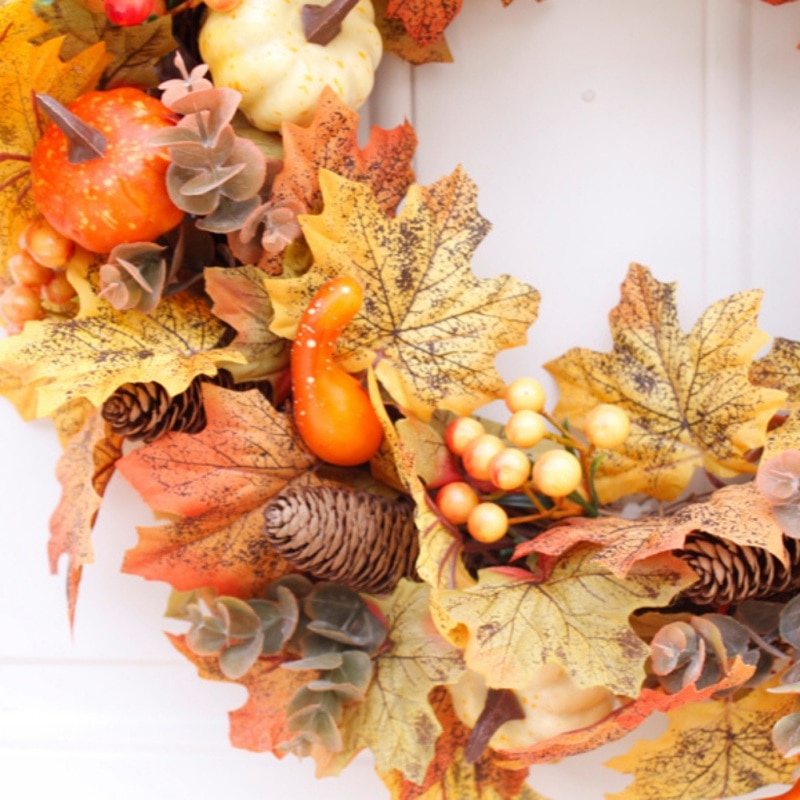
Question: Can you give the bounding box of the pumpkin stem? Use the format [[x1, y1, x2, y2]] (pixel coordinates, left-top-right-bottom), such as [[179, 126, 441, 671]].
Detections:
[[35, 93, 107, 165], [464, 688, 526, 764], [302, 0, 361, 46]]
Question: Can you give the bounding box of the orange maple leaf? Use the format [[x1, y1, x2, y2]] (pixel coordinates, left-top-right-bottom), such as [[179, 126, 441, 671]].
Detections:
[[272, 86, 417, 219], [385, 0, 463, 47], [48, 406, 122, 626], [117, 385, 318, 595], [515, 482, 787, 577], [168, 632, 314, 756], [117, 385, 317, 519], [372, 0, 453, 65]]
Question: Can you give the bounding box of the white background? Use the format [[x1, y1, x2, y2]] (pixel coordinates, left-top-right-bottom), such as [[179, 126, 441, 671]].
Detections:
[[3, 0, 800, 798]]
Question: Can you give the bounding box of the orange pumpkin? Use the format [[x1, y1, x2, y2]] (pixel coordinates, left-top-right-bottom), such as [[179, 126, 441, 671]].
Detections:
[[30, 88, 184, 254]]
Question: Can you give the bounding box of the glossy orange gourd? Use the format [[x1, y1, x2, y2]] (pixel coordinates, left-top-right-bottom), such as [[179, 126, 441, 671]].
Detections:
[[291, 275, 383, 466]]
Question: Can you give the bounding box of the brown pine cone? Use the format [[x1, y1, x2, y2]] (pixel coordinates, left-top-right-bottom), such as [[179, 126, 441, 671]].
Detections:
[[262, 485, 419, 594], [101, 370, 265, 443], [677, 531, 800, 606]]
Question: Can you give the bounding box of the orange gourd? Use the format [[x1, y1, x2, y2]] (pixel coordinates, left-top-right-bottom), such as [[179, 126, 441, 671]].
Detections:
[[291, 275, 383, 466]]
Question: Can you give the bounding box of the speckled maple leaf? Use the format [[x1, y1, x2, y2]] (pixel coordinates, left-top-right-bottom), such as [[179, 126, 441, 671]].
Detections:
[[517, 481, 787, 577], [266, 168, 540, 420], [436, 546, 696, 696], [605, 680, 797, 800], [546, 263, 786, 502]]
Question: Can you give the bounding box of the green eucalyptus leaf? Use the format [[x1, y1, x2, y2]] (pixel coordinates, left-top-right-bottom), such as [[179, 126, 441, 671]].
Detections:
[[266, 575, 314, 600], [286, 704, 343, 752], [773, 711, 800, 758], [186, 624, 227, 656], [215, 596, 263, 638], [300, 631, 347, 659], [735, 599, 783, 637], [219, 633, 264, 680], [283, 652, 344, 671], [780, 595, 800, 649], [305, 584, 387, 652], [164, 589, 215, 620], [181, 163, 246, 197]]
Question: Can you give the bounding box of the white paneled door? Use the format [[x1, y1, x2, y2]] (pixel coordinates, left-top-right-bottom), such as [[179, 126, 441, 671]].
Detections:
[[3, 1, 800, 798]]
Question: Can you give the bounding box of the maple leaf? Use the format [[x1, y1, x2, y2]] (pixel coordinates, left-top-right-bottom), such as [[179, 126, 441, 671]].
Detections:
[[48, 407, 122, 626], [168, 633, 314, 756], [119, 386, 318, 595], [605, 680, 798, 800], [436, 546, 697, 696], [33, 0, 177, 90], [750, 337, 800, 458], [517, 481, 787, 577], [266, 168, 540, 420], [117, 385, 317, 518], [385, 0, 463, 47], [497, 658, 756, 768], [123, 504, 298, 597], [312, 581, 466, 786], [272, 86, 417, 218], [546, 264, 786, 502], [380, 687, 542, 800], [372, 0, 453, 65], [0, 291, 244, 419], [0, 0, 108, 272], [204, 265, 291, 385]]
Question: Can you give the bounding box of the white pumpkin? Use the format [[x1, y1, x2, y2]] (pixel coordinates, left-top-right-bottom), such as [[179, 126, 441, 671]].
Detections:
[[449, 664, 615, 751], [199, 0, 382, 132]]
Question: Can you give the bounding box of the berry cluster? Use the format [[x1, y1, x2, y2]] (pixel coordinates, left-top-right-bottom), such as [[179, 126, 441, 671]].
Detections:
[[434, 378, 631, 545], [0, 218, 78, 332]]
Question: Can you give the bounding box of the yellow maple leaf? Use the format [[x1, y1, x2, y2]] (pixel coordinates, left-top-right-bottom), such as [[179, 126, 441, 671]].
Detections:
[[312, 581, 466, 786], [266, 168, 540, 420], [436, 546, 697, 696], [546, 264, 786, 502], [605, 680, 797, 800], [0, 0, 108, 271], [0, 291, 244, 418], [750, 337, 800, 458]]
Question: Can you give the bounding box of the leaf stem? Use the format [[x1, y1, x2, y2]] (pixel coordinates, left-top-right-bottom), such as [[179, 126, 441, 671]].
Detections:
[[302, 0, 361, 45]]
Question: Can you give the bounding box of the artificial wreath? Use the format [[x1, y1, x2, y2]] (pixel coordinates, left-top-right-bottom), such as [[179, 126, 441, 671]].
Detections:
[[3, 0, 800, 798]]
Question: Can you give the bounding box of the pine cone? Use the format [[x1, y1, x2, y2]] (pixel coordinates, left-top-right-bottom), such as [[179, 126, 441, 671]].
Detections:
[[677, 532, 800, 606], [101, 370, 264, 442], [262, 485, 419, 594]]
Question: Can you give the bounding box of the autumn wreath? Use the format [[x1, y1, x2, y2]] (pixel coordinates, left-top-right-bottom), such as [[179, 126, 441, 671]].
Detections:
[[3, 0, 800, 798]]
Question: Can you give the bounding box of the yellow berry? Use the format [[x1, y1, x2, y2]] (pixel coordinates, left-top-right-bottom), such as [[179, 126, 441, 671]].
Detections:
[[532, 449, 582, 498], [489, 447, 531, 491], [436, 481, 480, 526], [584, 404, 631, 449], [504, 409, 547, 448], [462, 434, 506, 482], [467, 502, 509, 544], [505, 377, 546, 413], [445, 416, 486, 456]]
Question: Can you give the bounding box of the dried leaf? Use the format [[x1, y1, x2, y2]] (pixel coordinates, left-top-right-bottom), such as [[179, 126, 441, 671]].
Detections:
[[546, 264, 786, 502], [168, 633, 314, 756], [204, 265, 291, 386], [385, 0, 463, 47], [373, 0, 453, 65], [272, 86, 417, 218], [0, 291, 244, 418], [0, 0, 108, 274], [124, 504, 297, 597], [752, 337, 800, 410], [266, 168, 540, 419], [380, 687, 540, 800], [436, 546, 697, 696], [312, 581, 466, 786], [517, 481, 788, 576], [48, 408, 122, 626], [605, 680, 797, 800], [116, 385, 317, 519], [33, 0, 177, 90]]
